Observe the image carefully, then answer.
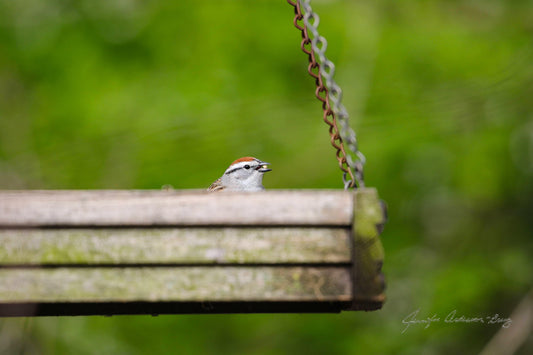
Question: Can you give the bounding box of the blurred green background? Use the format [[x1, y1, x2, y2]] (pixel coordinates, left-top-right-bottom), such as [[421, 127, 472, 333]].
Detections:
[[1, 0, 532, 354]]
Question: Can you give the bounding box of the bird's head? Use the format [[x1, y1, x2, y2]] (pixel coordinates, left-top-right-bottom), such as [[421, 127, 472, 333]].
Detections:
[[221, 156, 271, 191]]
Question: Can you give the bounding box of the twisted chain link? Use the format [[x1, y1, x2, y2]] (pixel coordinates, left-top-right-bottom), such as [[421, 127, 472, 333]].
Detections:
[[287, 0, 365, 188]]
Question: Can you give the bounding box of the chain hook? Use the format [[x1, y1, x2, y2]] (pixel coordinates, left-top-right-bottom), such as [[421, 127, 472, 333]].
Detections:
[[342, 172, 354, 190]]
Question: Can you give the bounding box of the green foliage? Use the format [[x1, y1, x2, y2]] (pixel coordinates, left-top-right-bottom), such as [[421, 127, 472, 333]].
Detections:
[[1, 0, 532, 354]]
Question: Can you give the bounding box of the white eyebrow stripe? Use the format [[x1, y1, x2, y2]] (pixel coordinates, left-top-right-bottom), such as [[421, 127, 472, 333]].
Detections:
[[224, 160, 260, 174]]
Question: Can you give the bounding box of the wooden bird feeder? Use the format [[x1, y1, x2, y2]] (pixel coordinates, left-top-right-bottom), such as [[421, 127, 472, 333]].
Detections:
[[0, 188, 386, 316], [0, 1, 388, 317]]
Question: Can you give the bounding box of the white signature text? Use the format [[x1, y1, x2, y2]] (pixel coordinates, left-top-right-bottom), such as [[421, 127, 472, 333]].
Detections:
[[401, 309, 512, 333]]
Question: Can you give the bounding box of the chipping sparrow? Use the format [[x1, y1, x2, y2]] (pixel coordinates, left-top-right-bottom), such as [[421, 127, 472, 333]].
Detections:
[[207, 157, 271, 192]]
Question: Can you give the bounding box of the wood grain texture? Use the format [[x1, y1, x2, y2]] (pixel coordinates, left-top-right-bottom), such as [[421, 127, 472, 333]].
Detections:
[[0, 267, 352, 302], [0, 190, 353, 227], [0, 228, 351, 265], [0, 188, 387, 314], [350, 188, 387, 308]]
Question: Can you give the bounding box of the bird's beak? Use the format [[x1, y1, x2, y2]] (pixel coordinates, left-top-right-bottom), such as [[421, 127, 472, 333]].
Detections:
[[257, 162, 272, 173]]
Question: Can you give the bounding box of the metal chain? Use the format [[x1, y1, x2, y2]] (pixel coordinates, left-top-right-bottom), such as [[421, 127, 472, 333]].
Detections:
[[287, 0, 365, 188]]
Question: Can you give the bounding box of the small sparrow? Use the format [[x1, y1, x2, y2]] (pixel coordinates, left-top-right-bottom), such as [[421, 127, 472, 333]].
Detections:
[[207, 157, 272, 192]]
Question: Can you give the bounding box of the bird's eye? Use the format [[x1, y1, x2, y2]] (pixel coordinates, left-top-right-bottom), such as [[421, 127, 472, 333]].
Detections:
[[244, 165, 250, 169]]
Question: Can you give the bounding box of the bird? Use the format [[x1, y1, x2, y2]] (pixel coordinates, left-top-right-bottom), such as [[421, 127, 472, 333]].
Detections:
[[207, 157, 271, 192]]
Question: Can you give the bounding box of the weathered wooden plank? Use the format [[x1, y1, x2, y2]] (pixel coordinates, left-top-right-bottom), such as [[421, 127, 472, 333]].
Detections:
[[0, 267, 351, 302], [0, 190, 353, 227], [0, 188, 387, 314], [350, 188, 386, 309], [0, 228, 351, 265]]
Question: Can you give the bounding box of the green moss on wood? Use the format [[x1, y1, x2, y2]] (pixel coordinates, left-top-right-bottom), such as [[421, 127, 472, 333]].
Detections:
[[0, 267, 351, 302], [0, 228, 351, 265], [352, 188, 386, 304]]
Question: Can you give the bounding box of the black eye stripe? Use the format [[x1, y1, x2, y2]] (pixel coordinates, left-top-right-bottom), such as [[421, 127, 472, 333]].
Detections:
[[225, 167, 240, 175], [225, 164, 255, 175]]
